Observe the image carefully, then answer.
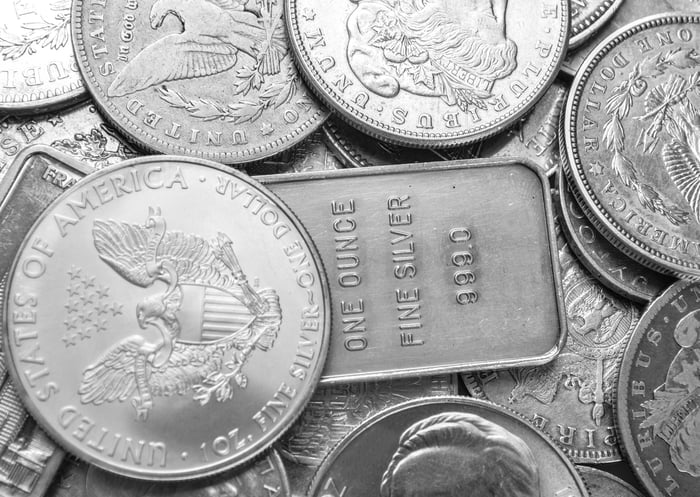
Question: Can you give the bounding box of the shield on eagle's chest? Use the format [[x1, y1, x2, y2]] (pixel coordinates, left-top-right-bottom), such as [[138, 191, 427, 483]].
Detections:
[[178, 286, 255, 342]]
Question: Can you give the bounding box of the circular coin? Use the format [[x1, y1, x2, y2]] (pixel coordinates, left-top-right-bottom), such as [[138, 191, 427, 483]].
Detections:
[[0, 0, 85, 113], [2, 156, 330, 480], [71, 0, 328, 164], [561, 0, 700, 76], [557, 168, 675, 302], [562, 13, 700, 279], [286, 0, 569, 147], [463, 215, 639, 463], [307, 396, 589, 497], [577, 466, 645, 497], [569, 0, 625, 50], [617, 280, 700, 497]]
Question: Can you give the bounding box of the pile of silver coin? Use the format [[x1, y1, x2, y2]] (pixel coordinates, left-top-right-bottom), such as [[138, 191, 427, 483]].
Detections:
[[0, 0, 698, 496]]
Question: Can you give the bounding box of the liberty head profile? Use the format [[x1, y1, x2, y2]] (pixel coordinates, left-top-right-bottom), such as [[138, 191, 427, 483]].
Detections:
[[380, 412, 540, 497]]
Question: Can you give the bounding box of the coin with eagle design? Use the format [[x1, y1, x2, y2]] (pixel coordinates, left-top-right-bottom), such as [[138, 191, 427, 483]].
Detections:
[[2, 156, 330, 480]]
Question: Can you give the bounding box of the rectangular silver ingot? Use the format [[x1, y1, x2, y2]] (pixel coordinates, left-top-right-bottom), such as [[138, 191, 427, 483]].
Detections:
[[259, 159, 566, 382], [0, 146, 91, 497]]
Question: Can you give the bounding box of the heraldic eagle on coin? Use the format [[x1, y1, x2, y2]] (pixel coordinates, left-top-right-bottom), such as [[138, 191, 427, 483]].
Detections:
[[78, 208, 282, 421], [106, 0, 286, 97]]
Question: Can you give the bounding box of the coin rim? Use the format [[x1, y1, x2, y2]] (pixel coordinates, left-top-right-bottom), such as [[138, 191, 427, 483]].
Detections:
[[306, 395, 590, 496], [2, 153, 332, 481], [562, 12, 700, 280], [568, 0, 626, 49], [576, 465, 645, 497], [616, 279, 692, 497], [70, 0, 329, 164], [284, 0, 570, 148]]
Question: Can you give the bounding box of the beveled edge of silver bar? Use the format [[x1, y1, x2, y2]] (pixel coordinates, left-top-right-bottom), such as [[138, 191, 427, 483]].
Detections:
[[258, 158, 567, 382], [0, 145, 94, 207]]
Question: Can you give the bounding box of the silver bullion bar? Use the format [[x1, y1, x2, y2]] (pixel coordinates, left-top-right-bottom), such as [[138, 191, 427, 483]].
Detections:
[[258, 159, 567, 382], [0, 146, 92, 497]]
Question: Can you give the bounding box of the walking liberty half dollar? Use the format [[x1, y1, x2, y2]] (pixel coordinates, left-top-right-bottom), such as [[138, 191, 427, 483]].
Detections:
[[618, 280, 700, 497], [286, 0, 569, 147], [562, 13, 700, 279], [307, 397, 589, 497], [2, 156, 330, 480], [71, 0, 328, 164]]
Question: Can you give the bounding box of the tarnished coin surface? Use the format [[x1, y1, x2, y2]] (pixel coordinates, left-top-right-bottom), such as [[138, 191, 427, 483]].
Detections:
[[307, 397, 589, 497], [558, 169, 674, 302], [278, 375, 456, 467], [464, 217, 639, 463], [568, 0, 625, 50], [71, 0, 328, 164], [0, 0, 84, 113], [562, 0, 700, 76], [3, 156, 329, 480], [577, 466, 645, 497], [562, 13, 700, 279], [286, 0, 569, 147], [46, 460, 88, 497], [0, 103, 135, 183], [85, 450, 290, 497], [479, 78, 568, 177], [322, 118, 447, 168], [617, 280, 700, 497]]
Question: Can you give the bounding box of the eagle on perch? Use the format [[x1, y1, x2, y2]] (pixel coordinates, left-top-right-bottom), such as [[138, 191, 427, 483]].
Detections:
[[78, 208, 282, 420]]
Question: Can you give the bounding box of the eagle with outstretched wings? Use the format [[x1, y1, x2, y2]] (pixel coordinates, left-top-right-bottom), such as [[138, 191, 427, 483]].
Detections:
[[107, 0, 287, 97], [78, 208, 282, 420]]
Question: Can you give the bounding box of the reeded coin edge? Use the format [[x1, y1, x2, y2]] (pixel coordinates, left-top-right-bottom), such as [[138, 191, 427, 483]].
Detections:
[[568, 0, 625, 49], [556, 168, 662, 303], [70, 1, 329, 164], [306, 396, 591, 497], [1, 154, 332, 481], [562, 13, 700, 280], [285, 0, 570, 148], [615, 280, 692, 497]]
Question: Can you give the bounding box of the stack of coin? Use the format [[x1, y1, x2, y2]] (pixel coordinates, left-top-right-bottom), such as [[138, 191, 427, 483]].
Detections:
[[0, 1, 698, 496]]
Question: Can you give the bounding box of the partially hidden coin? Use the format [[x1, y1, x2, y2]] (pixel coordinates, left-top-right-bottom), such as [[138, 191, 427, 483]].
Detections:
[[463, 214, 640, 463], [307, 396, 589, 497], [617, 280, 700, 497], [322, 118, 448, 168], [84, 449, 290, 497], [277, 375, 457, 467], [558, 168, 675, 303], [248, 130, 344, 176], [71, 0, 328, 164], [479, 78, 568, 177], [45, 460, 88, 497], [561, 0, 700, 76], [2, 156, 330, 479], [577, 465, 645, 497], [562, 13, 700, 279], [286, 0, 569, 147], [0, 0, 84, 114], [568, 0, 626, 50], [0, 102, 136, 183]]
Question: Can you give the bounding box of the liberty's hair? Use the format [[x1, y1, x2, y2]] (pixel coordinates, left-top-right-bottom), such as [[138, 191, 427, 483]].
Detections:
[[380, 412, 540, 497]]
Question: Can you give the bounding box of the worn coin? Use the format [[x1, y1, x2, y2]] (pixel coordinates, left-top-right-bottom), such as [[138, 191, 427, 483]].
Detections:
[[278, 375, 457, 467], [568, 0, 625, 50], [286, 0, 569, 147], [463, 216, 639, 463], [479, 78, 568, 177], [617, 280, 700, 497], [85, 449, 290, 497], [322, 118, 448, 168], [248, 130, 343, 176], [71, 0, 328, 164], [0, 102, 136, 183], [0, 0, 84, 113], [577, 466, 645, 497], [2, 156, 330, 480], [558, 168, 675, 302], [562, 0, 700, 77], [307, 396, 589, 497], [562, 13, 700, 279], [45, 460, 89, 497]]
